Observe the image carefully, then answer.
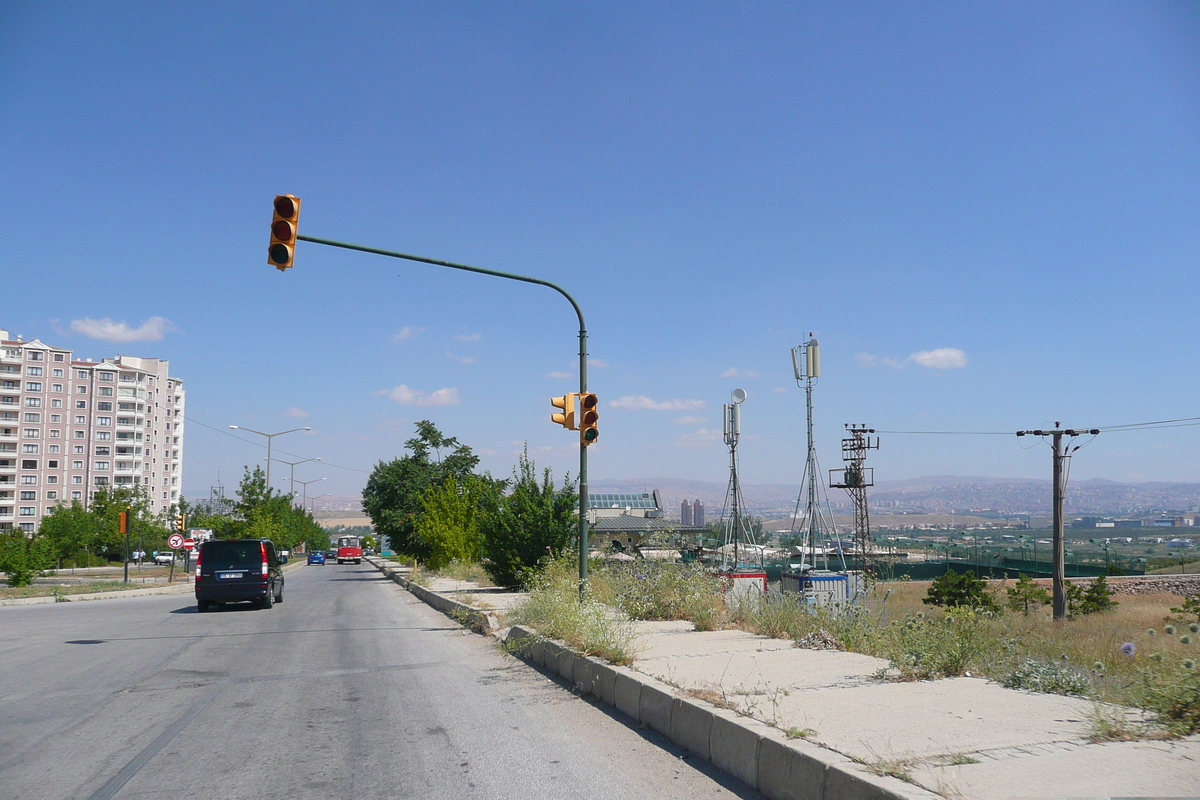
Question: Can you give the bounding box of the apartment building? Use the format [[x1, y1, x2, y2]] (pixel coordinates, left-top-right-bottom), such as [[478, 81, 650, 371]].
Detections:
[[0, 328, 184, 532]]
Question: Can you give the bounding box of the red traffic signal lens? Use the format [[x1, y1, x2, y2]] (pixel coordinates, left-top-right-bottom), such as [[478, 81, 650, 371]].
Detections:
[[581, 410, 598, 426], [269, 243, 292, 265], [272, 220, 295, 241], [580, 394, 597, 410], [274, 196, 297, 218]]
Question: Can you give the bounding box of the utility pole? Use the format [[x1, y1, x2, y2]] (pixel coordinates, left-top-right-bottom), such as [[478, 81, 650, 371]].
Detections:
[[830, 424, 879, 576], [1016, 424, 1099, 620]]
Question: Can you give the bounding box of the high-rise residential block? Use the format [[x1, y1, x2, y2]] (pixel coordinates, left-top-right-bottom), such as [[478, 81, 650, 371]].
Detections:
[[0, 328, 184, 532], [680, 498, 692, 526], [692, 499, 704, 527]]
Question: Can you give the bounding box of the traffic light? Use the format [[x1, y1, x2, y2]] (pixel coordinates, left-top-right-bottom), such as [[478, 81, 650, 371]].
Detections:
[[551, 393, 577, 430], [578, 393, 598, 445], [176, 514, 186, 532], [268, 194, 301, 270], [118, 511, 128, 535]]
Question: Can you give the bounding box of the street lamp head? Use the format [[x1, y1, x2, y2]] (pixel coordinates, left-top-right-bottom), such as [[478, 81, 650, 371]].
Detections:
[[229, 425, 239, 430], [303, 427, 311, 431]]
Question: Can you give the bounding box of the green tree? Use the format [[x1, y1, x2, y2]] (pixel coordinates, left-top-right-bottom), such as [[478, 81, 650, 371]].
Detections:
[[1006, 573, 1052, 615], [361, 421, 480, 560], [924, 567, 998, 611], [38, 501, 100, 567], [480, 447, 577, 588], [1069, 575, 1118, 616], [0, 531, 55, 587], [414, 475, 496, 570], [1168, 593, 1200, 625]]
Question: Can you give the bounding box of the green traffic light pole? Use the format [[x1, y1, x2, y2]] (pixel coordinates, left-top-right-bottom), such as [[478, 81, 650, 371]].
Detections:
[[292, 233, 593, 595]]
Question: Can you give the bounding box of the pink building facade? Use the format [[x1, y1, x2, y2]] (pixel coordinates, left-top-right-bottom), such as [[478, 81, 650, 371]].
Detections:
[[0, 328, 185, 532]]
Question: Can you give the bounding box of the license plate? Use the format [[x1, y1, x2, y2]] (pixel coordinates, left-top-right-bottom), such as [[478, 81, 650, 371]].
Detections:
[[217, 571, 244, 579]]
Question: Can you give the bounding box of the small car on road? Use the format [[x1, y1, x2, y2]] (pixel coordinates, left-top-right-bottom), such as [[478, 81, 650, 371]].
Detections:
[[195, 539, 284, 612], [152, 552, 176, 565], [307, 551, 326, 565]]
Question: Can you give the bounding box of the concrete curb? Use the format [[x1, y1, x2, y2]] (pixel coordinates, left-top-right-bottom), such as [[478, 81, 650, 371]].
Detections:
[[0, 555, 311, 607], [364, 557, 937, 800]]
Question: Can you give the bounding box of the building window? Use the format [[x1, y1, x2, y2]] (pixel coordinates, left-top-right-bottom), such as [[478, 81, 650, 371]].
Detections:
[[25, 397, 40, 407], [50, 399, 61, 408], [74, 431, 85, 439], [23, 413, 40, 423], [52, 368, 63, 377], [97, 417, 112, 426], [76, 371, 88, 379], [73, 446, 84, 454], [47, 444, 59, 454], [96, 432, 111, 441], [19, 507, 35, 516], [99, 372, 114, 382], [25, 382, 42, 392], [75, 400, 86, 409], [46, 490, 57, 499], [74, 415, 85, 424], [21, 444, 38, 454], [51, 384, 62, 392], [26, 366, 42, 376], [53, 354, 64, 362], [71, 490, 81, 499], [20, 476, 36, 485], [72, 461, 83, 470], [94, 476, 108, 486], [95, 461, 109, 471], [46, 475, 57, 484], [47, 460, 57, 469], [21, 460, 36, 469], [97, 402, 112, 411], [98, 386, 113, 397], [49, 414, 61, 423], [76, 385, 87, 394], [27, 352, 42, 361], [48, 430, 60, 438], [19, 491, 35, 500], [18, 522, 34, 532], [95, 446, 110, 456], [23, 429, 39, 438]]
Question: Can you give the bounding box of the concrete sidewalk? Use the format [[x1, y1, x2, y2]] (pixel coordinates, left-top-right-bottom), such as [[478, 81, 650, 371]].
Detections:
[[366, 558, 1200, 800]]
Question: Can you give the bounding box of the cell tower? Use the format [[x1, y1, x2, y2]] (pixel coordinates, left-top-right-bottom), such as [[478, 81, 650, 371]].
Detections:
[[829, 424, 879, 574], [789, 336, 843, 570], [719, 388, 759, 571]]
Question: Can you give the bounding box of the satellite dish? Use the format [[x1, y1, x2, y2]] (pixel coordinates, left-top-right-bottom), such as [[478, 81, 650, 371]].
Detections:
[[731, 388, 747, 404]]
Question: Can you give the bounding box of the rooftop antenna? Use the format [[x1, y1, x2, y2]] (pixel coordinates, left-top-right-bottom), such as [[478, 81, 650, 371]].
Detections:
[[789, 335, 843, 571], [719, 388, 759, 571]]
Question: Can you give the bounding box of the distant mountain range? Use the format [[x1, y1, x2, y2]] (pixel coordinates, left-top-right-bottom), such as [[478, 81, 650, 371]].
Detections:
[[591, 476, 1200, 518]]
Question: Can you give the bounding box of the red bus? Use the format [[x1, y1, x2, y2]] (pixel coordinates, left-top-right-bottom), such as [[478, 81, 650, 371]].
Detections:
[[336, 535, 362, 564]]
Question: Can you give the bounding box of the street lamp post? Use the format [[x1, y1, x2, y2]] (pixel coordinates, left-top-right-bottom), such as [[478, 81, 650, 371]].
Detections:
[[297, 477, 326, 510], [228, 426, 311, 492], [273, 456, 321, 497], [308, 493, 329, 514]]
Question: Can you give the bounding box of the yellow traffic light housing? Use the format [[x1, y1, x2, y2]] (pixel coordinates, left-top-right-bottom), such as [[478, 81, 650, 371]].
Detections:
[[578, 393, 598, 445], [269, 194, 301, 270], [118, 511, 128, 534], [176, 514, 186, 532], [551, 393, 577, 430]]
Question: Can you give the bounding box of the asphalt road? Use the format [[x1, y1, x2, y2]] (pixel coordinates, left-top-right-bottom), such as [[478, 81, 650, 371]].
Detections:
[[0, 561, 764, 800]]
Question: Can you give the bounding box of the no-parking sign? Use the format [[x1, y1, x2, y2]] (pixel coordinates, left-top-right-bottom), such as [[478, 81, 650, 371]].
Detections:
[[168, 533, 185, 549]]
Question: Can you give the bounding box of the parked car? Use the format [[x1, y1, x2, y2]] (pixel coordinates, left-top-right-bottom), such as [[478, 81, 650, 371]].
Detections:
[[326, 549, 337, 560], [307, 551, 326, 565], [195, 539, 284, 612], [152, 552, 176, 565]]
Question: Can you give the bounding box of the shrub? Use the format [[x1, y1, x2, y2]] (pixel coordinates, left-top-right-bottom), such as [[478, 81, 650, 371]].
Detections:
[[1006, 574, 1051, 615], [1002, 658, 1091, 696], [1071, 575, 1118, 616], [876, 608, 996, 680], [924, 568, 999, 611]]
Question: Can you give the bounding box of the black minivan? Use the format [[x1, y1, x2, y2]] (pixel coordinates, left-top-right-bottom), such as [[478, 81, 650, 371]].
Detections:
[[194, 539, 284, 612]]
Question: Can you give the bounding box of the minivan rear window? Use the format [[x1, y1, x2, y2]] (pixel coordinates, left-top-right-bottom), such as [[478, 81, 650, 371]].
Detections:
[[202, 541, 262, 569]]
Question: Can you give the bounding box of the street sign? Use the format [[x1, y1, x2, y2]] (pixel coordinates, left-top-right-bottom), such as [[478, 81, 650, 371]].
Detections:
[[168, 533, 184, 549], [182, 538, 196, 551]]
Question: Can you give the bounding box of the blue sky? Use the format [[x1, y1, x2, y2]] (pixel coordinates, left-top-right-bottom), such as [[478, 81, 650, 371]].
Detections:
[[2, 1, 1198, 499]]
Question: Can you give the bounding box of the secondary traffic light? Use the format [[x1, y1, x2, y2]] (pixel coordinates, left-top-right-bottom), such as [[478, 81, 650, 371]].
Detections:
[[268, 194, 301, 270], [118, 511, 128, 535], [175, 514, 186, 532], [551, 393, 577, 430], [578, 393, 598, 445]]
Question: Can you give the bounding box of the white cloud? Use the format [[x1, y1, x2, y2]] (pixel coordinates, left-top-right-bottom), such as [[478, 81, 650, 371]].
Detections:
[[675, 428, 722, 447], [284, 408, 309, 418], [393, 326, 426, 342], [609, 395, 705, 411], [721, 368, 759, 379], [545, 370, 572, 379], [674, 415, 706, 425], [591, 359, 609, 368], [910, 348, 968, 369], [446, 352, 475, 364], [772, 387, 787, 394], [453, 333, 481, 342], [858, 349, 967, 369], [380, 385, 460, 406], [69, 316, 175, 342]]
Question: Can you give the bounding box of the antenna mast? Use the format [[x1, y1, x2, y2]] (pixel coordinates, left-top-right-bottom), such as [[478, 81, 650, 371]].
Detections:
[[720, 388, 757, 571], [790, 336, 840, 569], [830, 424, 879, 576]]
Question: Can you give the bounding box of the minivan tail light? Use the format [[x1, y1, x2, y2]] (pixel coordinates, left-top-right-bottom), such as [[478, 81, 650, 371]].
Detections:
[[194, 547, 202, 579], [261, 542, 269, 577]]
